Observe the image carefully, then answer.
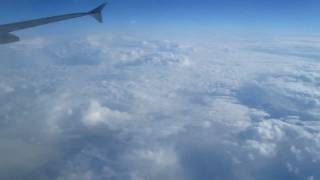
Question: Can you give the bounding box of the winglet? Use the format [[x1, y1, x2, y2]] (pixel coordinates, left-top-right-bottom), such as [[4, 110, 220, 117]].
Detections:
[[89, 2, 107, 23]]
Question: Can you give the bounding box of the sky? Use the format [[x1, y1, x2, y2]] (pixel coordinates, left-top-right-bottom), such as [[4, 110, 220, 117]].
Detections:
[[1, 0, 320, 35], [0, 1, 320, 180]]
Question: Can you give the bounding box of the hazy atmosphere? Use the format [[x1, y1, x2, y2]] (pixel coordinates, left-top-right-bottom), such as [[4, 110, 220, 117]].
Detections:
[[0, 0, 320, 179]]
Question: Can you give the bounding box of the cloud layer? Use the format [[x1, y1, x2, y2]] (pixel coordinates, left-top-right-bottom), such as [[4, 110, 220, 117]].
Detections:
[[0, 34, 319, 180]]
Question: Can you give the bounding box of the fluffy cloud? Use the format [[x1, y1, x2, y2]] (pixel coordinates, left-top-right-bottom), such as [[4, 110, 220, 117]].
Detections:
[[82, 101, 130, 127], [0, 33, 319, 180]]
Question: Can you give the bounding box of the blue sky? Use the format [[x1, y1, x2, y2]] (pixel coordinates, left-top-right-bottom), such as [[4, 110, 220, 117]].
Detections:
[[1, 0, 320, 35]]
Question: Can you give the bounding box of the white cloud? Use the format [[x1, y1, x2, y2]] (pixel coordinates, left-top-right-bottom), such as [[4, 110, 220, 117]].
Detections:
[[82, 100, 130, 128], [0, 83, 14, 94], [0, 33, 320, 179]]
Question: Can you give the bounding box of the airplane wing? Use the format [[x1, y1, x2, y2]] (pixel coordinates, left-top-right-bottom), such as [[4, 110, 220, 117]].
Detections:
[[0, 3, 107, 44]]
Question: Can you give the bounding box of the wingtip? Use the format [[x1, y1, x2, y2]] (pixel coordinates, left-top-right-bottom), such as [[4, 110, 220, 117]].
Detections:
[[90, 2, 108, 14], [89, 2, 108, 23]]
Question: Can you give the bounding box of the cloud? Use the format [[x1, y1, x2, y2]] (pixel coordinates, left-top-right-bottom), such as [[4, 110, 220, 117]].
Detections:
[[82, 101, 130, 128], [0, 33, 320, 180]]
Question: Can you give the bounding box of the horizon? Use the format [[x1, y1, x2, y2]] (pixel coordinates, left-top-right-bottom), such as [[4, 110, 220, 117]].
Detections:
[[1, 0, 320, 37]]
